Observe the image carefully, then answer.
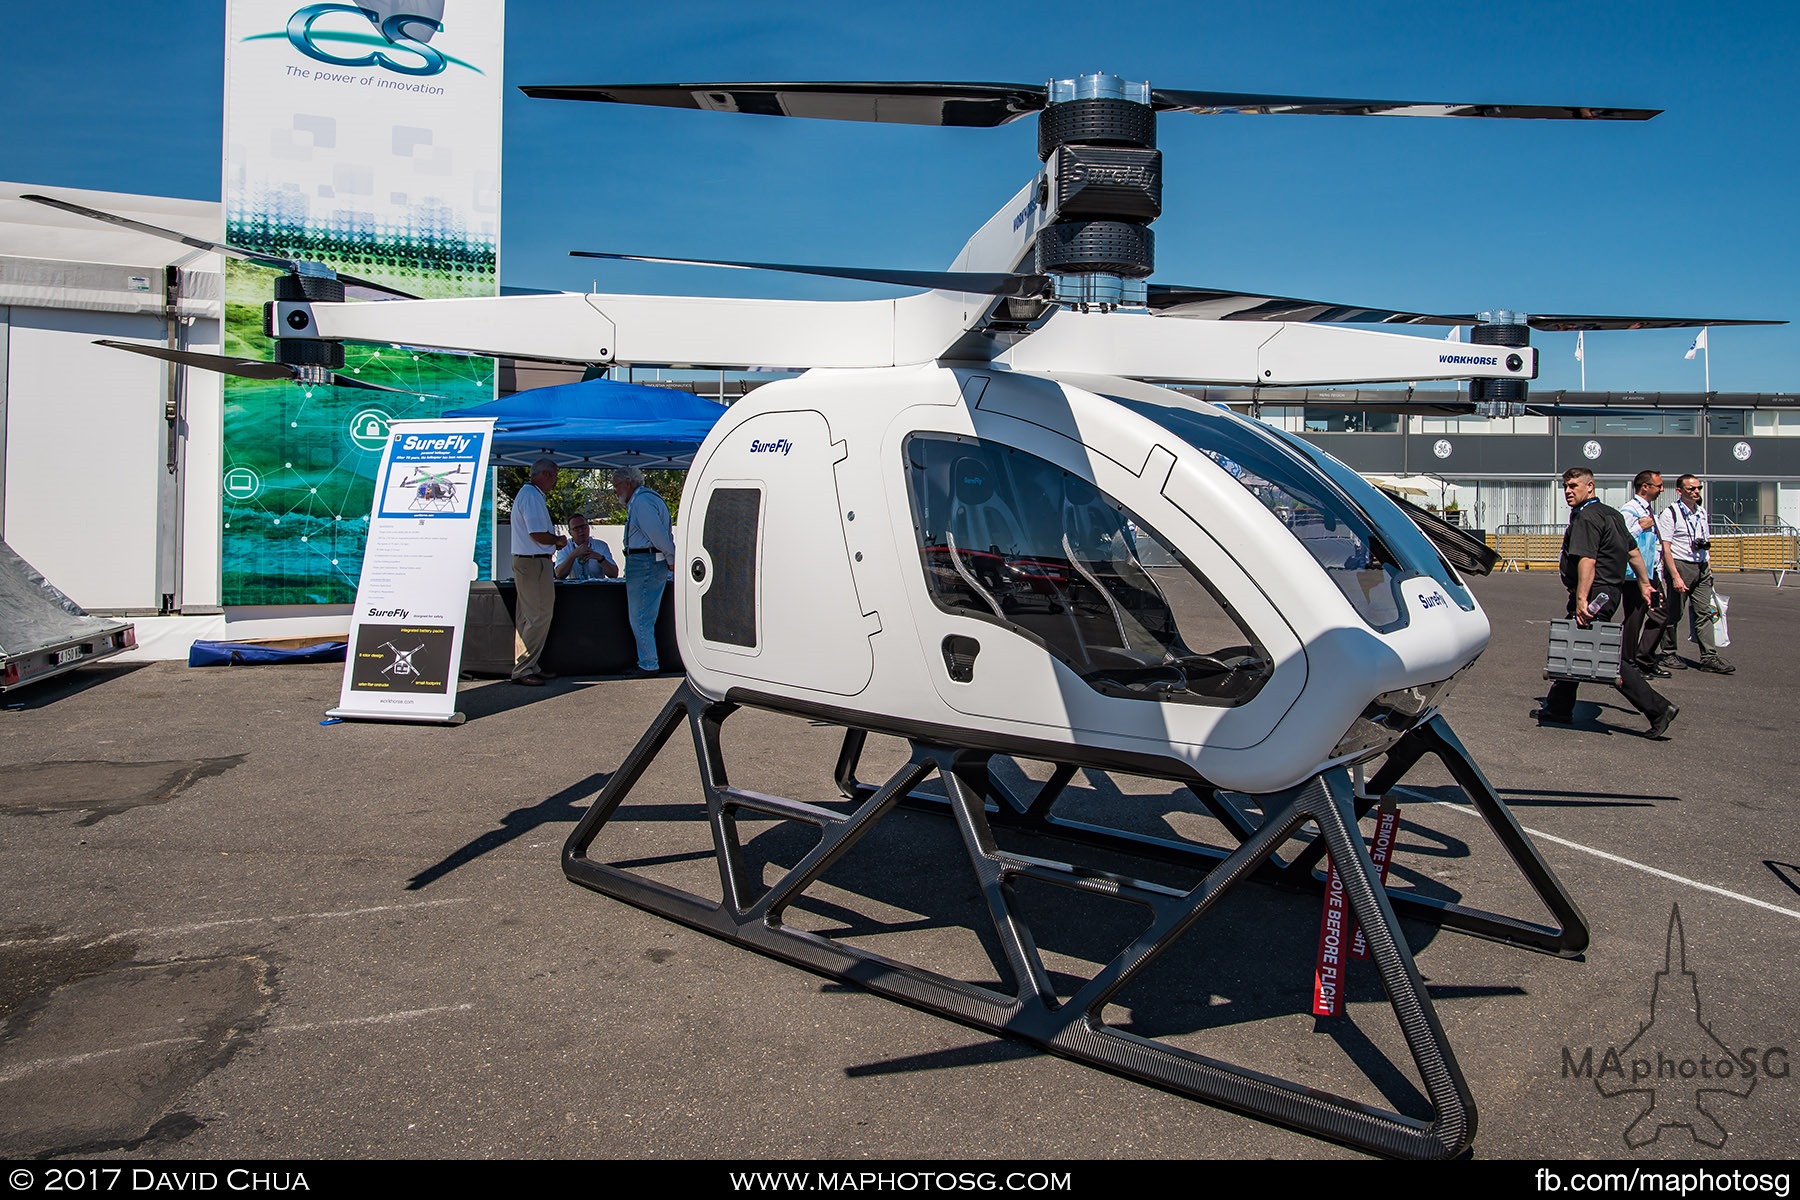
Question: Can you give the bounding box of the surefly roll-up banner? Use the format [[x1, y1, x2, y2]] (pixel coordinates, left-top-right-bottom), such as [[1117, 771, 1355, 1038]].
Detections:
[[222, 1, 504, 605], [329, 418, 493, 723]]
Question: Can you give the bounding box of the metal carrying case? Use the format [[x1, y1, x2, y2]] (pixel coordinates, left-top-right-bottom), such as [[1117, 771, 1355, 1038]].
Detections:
[[1545, 619, 1624, 682]]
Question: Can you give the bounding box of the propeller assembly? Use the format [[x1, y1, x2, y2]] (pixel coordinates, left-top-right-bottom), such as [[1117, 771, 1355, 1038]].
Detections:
[[93, 341, 436, 396], [538, 74, 1778, 414], [21, 192, 421, 390]]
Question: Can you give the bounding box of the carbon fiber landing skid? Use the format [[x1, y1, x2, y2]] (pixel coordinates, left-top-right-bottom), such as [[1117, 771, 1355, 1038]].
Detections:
[[566, 683, 1476, 1159], [834, 713, 1590, 958]]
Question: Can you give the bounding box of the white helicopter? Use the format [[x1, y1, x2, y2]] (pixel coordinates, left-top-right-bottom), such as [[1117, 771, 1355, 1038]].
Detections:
[[29, 74, 1782, 1159]]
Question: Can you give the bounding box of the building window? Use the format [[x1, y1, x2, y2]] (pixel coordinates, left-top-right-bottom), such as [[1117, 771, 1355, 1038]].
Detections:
[[1708, 411, 1746, 436], [1303, 408, 1399, 433]]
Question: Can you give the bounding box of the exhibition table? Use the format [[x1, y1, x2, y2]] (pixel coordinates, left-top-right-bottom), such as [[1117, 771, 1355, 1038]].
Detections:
[[462, 580, 680, 676]]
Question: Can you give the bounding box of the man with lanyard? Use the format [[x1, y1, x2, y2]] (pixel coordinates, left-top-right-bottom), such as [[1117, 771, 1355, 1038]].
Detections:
[[612, 466, 676, 675], [1655, 474, 1734, 674], [510, 458, 566, 687], [1534, 467, 1678, 738], [1620, 469, 1671, 678]]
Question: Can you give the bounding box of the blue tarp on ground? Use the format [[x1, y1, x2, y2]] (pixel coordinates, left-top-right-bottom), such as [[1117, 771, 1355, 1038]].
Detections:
[[189, 641, 347, 667], [446, 378, 729, 469]]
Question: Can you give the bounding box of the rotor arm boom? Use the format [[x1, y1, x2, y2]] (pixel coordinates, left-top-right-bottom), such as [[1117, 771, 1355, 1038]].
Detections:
[[1002, 311, 1539, 386], [276, 289, 987, 370]]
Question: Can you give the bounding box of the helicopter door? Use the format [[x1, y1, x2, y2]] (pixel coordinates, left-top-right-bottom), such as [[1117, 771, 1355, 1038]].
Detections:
[[681, 409, 877, 696]]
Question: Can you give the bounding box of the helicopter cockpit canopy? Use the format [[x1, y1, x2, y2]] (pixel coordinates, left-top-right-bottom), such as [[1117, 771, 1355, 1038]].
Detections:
[[1108, 396, 1476, 632], [905, 432, 1273, 708]]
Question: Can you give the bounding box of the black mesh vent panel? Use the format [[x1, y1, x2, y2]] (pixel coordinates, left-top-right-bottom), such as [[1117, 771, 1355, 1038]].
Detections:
[[701, 488, 761, 647]]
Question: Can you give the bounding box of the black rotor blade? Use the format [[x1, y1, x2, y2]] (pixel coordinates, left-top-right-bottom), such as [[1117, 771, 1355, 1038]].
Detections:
[[522, 81, 1046, 127], [22, 194, 419, 300], [1152, 90, 1659, 120], [94, 341, 436, 395], [1526, 314, 1786, 331], [24, 193, 294, 271], [1148, 284, 1469, 325], [96, 340, 296, 381], [1150, 287, 1788, 332], [571, 250, 1048, 297]]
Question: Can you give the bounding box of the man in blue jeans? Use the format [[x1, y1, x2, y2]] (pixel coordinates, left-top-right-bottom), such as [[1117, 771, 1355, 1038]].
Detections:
[[612, 466, 676, 675]]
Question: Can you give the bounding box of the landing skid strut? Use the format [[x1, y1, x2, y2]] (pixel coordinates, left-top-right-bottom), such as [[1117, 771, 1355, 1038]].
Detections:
[[562, 685, 1599, 1158]]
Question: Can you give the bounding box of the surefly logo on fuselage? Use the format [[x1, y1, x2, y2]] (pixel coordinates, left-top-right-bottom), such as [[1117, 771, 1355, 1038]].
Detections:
[[254, 4, 482, 78], [1418, 591, 1449, 611], [1439, 354, 1500, 367], [750, 439, 794, 456]]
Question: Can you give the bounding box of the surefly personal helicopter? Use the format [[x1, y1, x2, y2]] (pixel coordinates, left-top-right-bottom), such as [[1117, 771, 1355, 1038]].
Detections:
[[398, 463, 466, 511], [28, 74, 1782, 1159]]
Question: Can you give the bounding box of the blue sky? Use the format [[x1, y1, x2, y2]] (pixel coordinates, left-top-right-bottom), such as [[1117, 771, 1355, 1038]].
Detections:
[[7, 0, 1797, 392]]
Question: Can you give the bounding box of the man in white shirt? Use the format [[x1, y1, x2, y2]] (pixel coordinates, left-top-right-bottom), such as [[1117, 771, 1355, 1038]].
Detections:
[[554, 513, 619, 581], [612, 465, 676, 675], [1619, 470, 1671, 678], [510, 458, 566, 686], [1654, 474, 1733, 674]]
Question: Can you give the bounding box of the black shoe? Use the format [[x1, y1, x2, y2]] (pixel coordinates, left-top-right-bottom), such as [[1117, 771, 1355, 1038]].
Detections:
[[1644, 663, 1672, 678], [1696, 657, 1736, 675], [1647, 704, 1680, 739], [1530, 706, 1574, 724], [512, 673, 547, 687]]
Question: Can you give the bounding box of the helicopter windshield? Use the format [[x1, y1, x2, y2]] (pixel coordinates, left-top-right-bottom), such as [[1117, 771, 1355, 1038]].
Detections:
[[1112, 397, 1474, 631], [904, 433, 1271, 707]]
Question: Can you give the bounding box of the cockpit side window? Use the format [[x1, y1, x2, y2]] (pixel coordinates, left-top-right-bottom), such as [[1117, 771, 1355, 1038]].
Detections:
[[905, 433, 1270, 706], [1114, 397, 1476, 630]]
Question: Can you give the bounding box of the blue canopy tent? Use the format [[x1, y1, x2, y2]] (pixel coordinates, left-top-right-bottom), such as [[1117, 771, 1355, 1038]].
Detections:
[[445, 377, 729, 469]]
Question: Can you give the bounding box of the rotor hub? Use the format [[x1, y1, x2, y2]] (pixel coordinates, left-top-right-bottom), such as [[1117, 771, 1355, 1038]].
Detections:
[[1469, 309, 1532, 417], [1036, 73, 1159, 309]]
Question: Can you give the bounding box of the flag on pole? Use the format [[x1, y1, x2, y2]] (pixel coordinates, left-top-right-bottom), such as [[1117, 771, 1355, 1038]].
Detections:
[[1575, 331, 1585, 362], [1685, 327, 1708, 360], [1445, 326, 1461, 342]]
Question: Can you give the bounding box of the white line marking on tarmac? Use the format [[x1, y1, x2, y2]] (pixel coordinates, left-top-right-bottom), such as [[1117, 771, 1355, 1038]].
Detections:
[[0, 1037, 205, 1085], [0, 898, 471, 951], [1397, 790, 1800, 922], [0, 1006, 475, 1084], [267, 1004, 473, 1034]]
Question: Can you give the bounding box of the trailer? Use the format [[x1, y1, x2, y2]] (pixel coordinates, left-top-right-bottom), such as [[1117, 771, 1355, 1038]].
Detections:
[[0, 540, 135, 693]]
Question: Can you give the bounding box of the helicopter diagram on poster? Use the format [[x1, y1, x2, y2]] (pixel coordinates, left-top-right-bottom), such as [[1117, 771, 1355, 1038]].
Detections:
[[378, 431, 485, 520]]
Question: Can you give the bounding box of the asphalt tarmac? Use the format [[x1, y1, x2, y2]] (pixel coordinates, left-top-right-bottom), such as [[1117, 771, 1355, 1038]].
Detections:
[[1, 571, 1794, 1163]]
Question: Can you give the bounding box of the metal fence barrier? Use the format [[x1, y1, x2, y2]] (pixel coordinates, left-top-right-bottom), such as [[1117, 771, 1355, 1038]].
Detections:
[[1490, 521, 1798, 586]]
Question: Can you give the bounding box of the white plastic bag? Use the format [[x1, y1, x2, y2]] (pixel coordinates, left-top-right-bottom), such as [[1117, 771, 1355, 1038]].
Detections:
[[1713, 592, 1731, 648]]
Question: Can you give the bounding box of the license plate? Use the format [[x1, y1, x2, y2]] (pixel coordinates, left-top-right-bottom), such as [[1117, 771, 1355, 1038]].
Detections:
[[54, 646, 81, 665]]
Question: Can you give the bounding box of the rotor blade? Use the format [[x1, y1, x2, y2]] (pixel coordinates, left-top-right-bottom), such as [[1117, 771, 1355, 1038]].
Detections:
[[330, 374, 440, 397], [1151, 90, 1659, 120], [1148, 285, 1469, 326], [1526, 314, 1786, 331], [571, 250, 1048, 297], [95, 341, 436, 395], [521, 82, 1046, 127], [24, 193, 294, 271], [95, 340, 296, 380], [22, 194, 420, 300]]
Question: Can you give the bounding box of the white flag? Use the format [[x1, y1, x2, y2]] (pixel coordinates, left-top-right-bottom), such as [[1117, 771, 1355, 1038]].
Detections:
[[1574, 331, 1584, 362], [1445, 326, 1462, 342], [1685, 327, 1708, 360]]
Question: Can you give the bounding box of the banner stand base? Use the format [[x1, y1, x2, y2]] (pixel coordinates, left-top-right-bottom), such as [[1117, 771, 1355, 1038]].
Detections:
[[326, 707, 467, 726]]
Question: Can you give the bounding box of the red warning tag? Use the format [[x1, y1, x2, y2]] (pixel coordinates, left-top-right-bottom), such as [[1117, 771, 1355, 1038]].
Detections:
[[1350, 802, 1400, 960], [1312, 800, 1400, 1016]]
